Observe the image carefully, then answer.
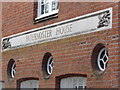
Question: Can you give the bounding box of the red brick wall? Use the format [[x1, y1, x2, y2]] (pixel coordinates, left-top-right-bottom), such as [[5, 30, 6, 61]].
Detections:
[[2, 1, 120, 88], [118, 2, 120, 89], [0, 1, 2, 82]]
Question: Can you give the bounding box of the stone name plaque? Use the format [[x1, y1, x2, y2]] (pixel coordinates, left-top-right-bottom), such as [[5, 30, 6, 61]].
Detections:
[[2, 8, 112, 51]]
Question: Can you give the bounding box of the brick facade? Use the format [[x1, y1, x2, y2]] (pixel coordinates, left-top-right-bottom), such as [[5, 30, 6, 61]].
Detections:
[[1, 1, 120, 88]]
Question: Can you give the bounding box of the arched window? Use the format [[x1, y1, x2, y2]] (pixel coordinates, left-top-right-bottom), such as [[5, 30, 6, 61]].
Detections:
[[56, 74, 87, 89], [17, 77, 39, 89]]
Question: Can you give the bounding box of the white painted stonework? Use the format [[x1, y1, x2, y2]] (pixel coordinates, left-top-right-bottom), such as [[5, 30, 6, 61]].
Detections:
[[2, 8, 112, 51]]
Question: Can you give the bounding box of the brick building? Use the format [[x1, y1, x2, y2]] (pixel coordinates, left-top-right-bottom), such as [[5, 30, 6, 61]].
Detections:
[[1, 0, 120, 89]]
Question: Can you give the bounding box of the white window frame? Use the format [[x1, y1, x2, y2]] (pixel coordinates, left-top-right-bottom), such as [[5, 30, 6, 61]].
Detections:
[[11, 62, 16, 78], [97, 48, 108, 72], [47, 56, 54, 75], [35, 0, 59, 20]]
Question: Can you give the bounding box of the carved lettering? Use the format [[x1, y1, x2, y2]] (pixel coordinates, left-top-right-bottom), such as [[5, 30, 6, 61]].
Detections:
[[26, 30, 52, 42], [56, 24, 73, 35]]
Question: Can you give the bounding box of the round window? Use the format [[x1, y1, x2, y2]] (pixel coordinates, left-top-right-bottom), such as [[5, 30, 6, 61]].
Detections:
[[97, 48, 108, 72], [91, 43, 108, 75], [42, 52, 54, 79], [7, 59, 16, 78]]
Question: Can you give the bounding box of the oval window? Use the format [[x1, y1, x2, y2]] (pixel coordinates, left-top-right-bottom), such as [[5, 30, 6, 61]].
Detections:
[[91, 43, 109, 75], [7, 59, 16, 78], [42, 52, 54, 79]]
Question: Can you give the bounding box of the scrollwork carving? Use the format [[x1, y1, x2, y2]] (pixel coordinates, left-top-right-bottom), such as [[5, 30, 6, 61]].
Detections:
[[97, 10, 110, 28], [2, 38, 11, 50]]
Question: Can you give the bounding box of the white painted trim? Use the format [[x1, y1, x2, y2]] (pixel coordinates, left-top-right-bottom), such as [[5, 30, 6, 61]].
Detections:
[[35, 9, 59, 20]]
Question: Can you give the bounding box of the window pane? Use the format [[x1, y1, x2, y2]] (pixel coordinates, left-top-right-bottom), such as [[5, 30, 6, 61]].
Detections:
[[20, 80, 39, 89], [41, 0, 45, 15], [45, 0, 49, 13], [41, 5, 44, 14], [52, 0, 58, 11], [60, 77, 87, 88]]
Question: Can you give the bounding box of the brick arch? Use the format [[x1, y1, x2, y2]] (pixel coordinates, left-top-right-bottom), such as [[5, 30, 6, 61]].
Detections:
[[55, 73, 87, 88], [91, 40, 108, 53]]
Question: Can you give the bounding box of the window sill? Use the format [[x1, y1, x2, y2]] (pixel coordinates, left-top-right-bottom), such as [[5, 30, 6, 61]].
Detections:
[[34, 10, 59, 23], [34, 13, 58, 23]]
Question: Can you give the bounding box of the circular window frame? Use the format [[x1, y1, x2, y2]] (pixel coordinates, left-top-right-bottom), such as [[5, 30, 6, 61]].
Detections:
[[42, 52, 54, 79], [47, 56, 54, 75], [91, 43, 108, 75], [7, 59, 16, 78], [97, 48, 108, 72]]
